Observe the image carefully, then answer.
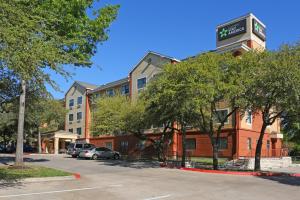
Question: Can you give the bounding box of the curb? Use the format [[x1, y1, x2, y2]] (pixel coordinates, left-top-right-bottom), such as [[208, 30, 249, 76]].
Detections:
[[180, 167, 300, 177], [0, 173, 80, 184]]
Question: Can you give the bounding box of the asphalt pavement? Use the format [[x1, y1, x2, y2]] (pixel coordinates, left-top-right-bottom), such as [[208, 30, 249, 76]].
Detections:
[[0, 154, 299, 200]]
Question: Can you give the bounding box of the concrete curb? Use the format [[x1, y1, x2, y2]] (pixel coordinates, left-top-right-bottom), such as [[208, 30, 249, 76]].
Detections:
[[180, 167, 300, 177], [0, 174, 80, 184]]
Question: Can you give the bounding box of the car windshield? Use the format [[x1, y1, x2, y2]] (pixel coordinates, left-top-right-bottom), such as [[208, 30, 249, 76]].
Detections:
[[75, 144, 83, 148]]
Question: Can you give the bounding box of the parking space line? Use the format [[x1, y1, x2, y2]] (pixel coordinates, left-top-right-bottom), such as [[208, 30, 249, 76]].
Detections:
[[0, 187, 103, 198], [143, 194, 171, 200]]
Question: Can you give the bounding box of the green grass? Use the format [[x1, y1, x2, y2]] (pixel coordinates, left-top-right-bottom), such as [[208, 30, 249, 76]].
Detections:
[[292, 160, 300, 164], [189, 157, 228, 165], [0, 166, 72, 181]]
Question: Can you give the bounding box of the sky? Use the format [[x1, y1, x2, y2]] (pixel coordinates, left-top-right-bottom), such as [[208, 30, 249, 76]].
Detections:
[[48, 0, 300, 99]]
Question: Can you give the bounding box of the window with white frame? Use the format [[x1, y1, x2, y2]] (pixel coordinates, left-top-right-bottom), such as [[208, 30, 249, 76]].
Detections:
[[76, 127, 82, 135], [246, 110, 252, 124], [77, 96, 83, 105], [69, 99, 74, 107], [121, 84, 129, 95], [69, 114, 74, 121], [106, 89, 115, 96], [137, 77, 146, 90], [77, 112, 82, 120]]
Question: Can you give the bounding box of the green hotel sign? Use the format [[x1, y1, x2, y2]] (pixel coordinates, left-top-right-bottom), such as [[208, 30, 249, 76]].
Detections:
[[217, 19, 247, 41], [252, 18, 266, 41]]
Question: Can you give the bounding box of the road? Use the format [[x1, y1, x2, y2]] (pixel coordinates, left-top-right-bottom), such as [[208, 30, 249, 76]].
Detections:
[[0, 154, 300, 200]]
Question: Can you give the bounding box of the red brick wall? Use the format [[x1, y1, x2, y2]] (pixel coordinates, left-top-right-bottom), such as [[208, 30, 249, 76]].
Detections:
[[175, 131, 234, 158]]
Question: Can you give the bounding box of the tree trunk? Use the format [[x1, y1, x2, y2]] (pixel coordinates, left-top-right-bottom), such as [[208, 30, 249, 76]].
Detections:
[[181, 125, 186, 168], [213, 144, 219, 170], [38, 127, 41, 154], [3, 131, 6, 152], [15, 79, 26, 167], [254, 124, 267, 171]]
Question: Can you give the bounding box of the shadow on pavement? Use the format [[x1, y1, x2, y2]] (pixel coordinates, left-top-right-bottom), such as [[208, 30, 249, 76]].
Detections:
[[0, 156, 49, 166], [96, 159, 160, 169], [257, 176, 300, 186]]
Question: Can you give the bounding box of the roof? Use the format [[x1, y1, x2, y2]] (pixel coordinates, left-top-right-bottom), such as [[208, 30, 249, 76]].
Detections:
[[75, 81, 98, 90], [181, 50, 215, 61], [89, 77, 129, 94], [129, 51, 181, 74]]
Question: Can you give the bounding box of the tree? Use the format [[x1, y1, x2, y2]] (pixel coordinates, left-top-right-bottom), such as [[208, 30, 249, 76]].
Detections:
[[142, 64, 198, 167], [145, 52, 249, 169], [0, 0, 119, 166], [26, 97, 67, 153], [91, 94, 176, 161], [241, 44, 300, 171], [179, 52, 249, 170]]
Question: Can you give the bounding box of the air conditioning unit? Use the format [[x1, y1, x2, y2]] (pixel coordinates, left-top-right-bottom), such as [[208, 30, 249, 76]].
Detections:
[[77, 105, 81, 108], [69, 107, 73, 110], [77, 120, 81, 123], [69, 122, 73, 124]]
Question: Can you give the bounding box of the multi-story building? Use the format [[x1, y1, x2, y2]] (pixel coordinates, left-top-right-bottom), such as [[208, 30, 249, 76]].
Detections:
[[65, 81, 98, 139], [64, 13, 284, 159]]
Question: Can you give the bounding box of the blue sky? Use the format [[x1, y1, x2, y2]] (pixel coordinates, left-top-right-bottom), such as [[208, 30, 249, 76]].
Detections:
[[48, 0, 300, 99]]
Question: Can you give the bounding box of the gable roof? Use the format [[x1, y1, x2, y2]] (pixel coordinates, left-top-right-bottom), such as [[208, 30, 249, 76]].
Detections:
[[89, 77, 129, 94], [129, 51, 180, 74], [75, 81, 98, 90]]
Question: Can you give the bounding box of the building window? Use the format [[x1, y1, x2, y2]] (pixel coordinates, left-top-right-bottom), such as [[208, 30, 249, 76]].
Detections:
[[121, 84, 129, 95], [95, 93, 101, 98], [214, 109, 229, 124], [77, 112, 82, 120], [246, 110, 252, 124], [68, 128, 73, 133], [213, 138, 228, 150], [69, 99, 74, 107], [137, 77, 146, 90], [247, 138, 252, 150], [186, 138, 196, 150], [267, 140, 270, 150], [105, 142, 113, 150], [76, 127, 82, 135], [77, 96, 82, 105], [120, 141, 129, 151], [69, 114, 74, 121], [106, 89, 115, 96]]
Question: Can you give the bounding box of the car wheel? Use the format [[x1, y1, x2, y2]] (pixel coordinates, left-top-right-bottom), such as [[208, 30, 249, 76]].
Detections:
[[114, 154, 120, 160], [92, 154, 98, 160], [72, 155, 76, 158]]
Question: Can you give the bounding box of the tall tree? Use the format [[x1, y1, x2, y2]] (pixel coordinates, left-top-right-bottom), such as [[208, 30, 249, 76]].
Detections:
[[91, 94, 176, 161], [241, 45, 300, 171], [0, 0, 119, 166], [182, 52, 249, 170], [143, 65, 198, 167]]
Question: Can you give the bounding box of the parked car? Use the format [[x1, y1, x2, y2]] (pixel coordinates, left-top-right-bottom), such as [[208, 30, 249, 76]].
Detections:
[[78, 147, 120, 160], [97, 147, 121, 160], [67, 143, 95, 158]]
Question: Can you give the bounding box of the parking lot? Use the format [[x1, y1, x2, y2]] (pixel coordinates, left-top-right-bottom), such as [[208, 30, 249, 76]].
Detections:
[[0, 154, 300, 200]]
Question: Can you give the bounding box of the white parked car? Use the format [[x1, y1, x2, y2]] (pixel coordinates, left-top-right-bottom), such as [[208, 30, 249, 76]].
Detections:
[[78, 147, 120, 160]]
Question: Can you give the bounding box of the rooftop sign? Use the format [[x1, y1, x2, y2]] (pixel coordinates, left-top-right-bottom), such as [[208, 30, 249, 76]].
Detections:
[[252, 18, 266, 41], [217, 19, 247, 41]]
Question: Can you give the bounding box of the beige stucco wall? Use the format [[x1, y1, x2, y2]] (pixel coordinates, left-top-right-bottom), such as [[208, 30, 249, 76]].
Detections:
[[65, 83, 87, 138], [130, 53, 171, 101]]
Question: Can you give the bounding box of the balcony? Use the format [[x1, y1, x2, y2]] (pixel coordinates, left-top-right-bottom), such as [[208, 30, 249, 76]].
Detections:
[[270, 131, 283, 139]]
